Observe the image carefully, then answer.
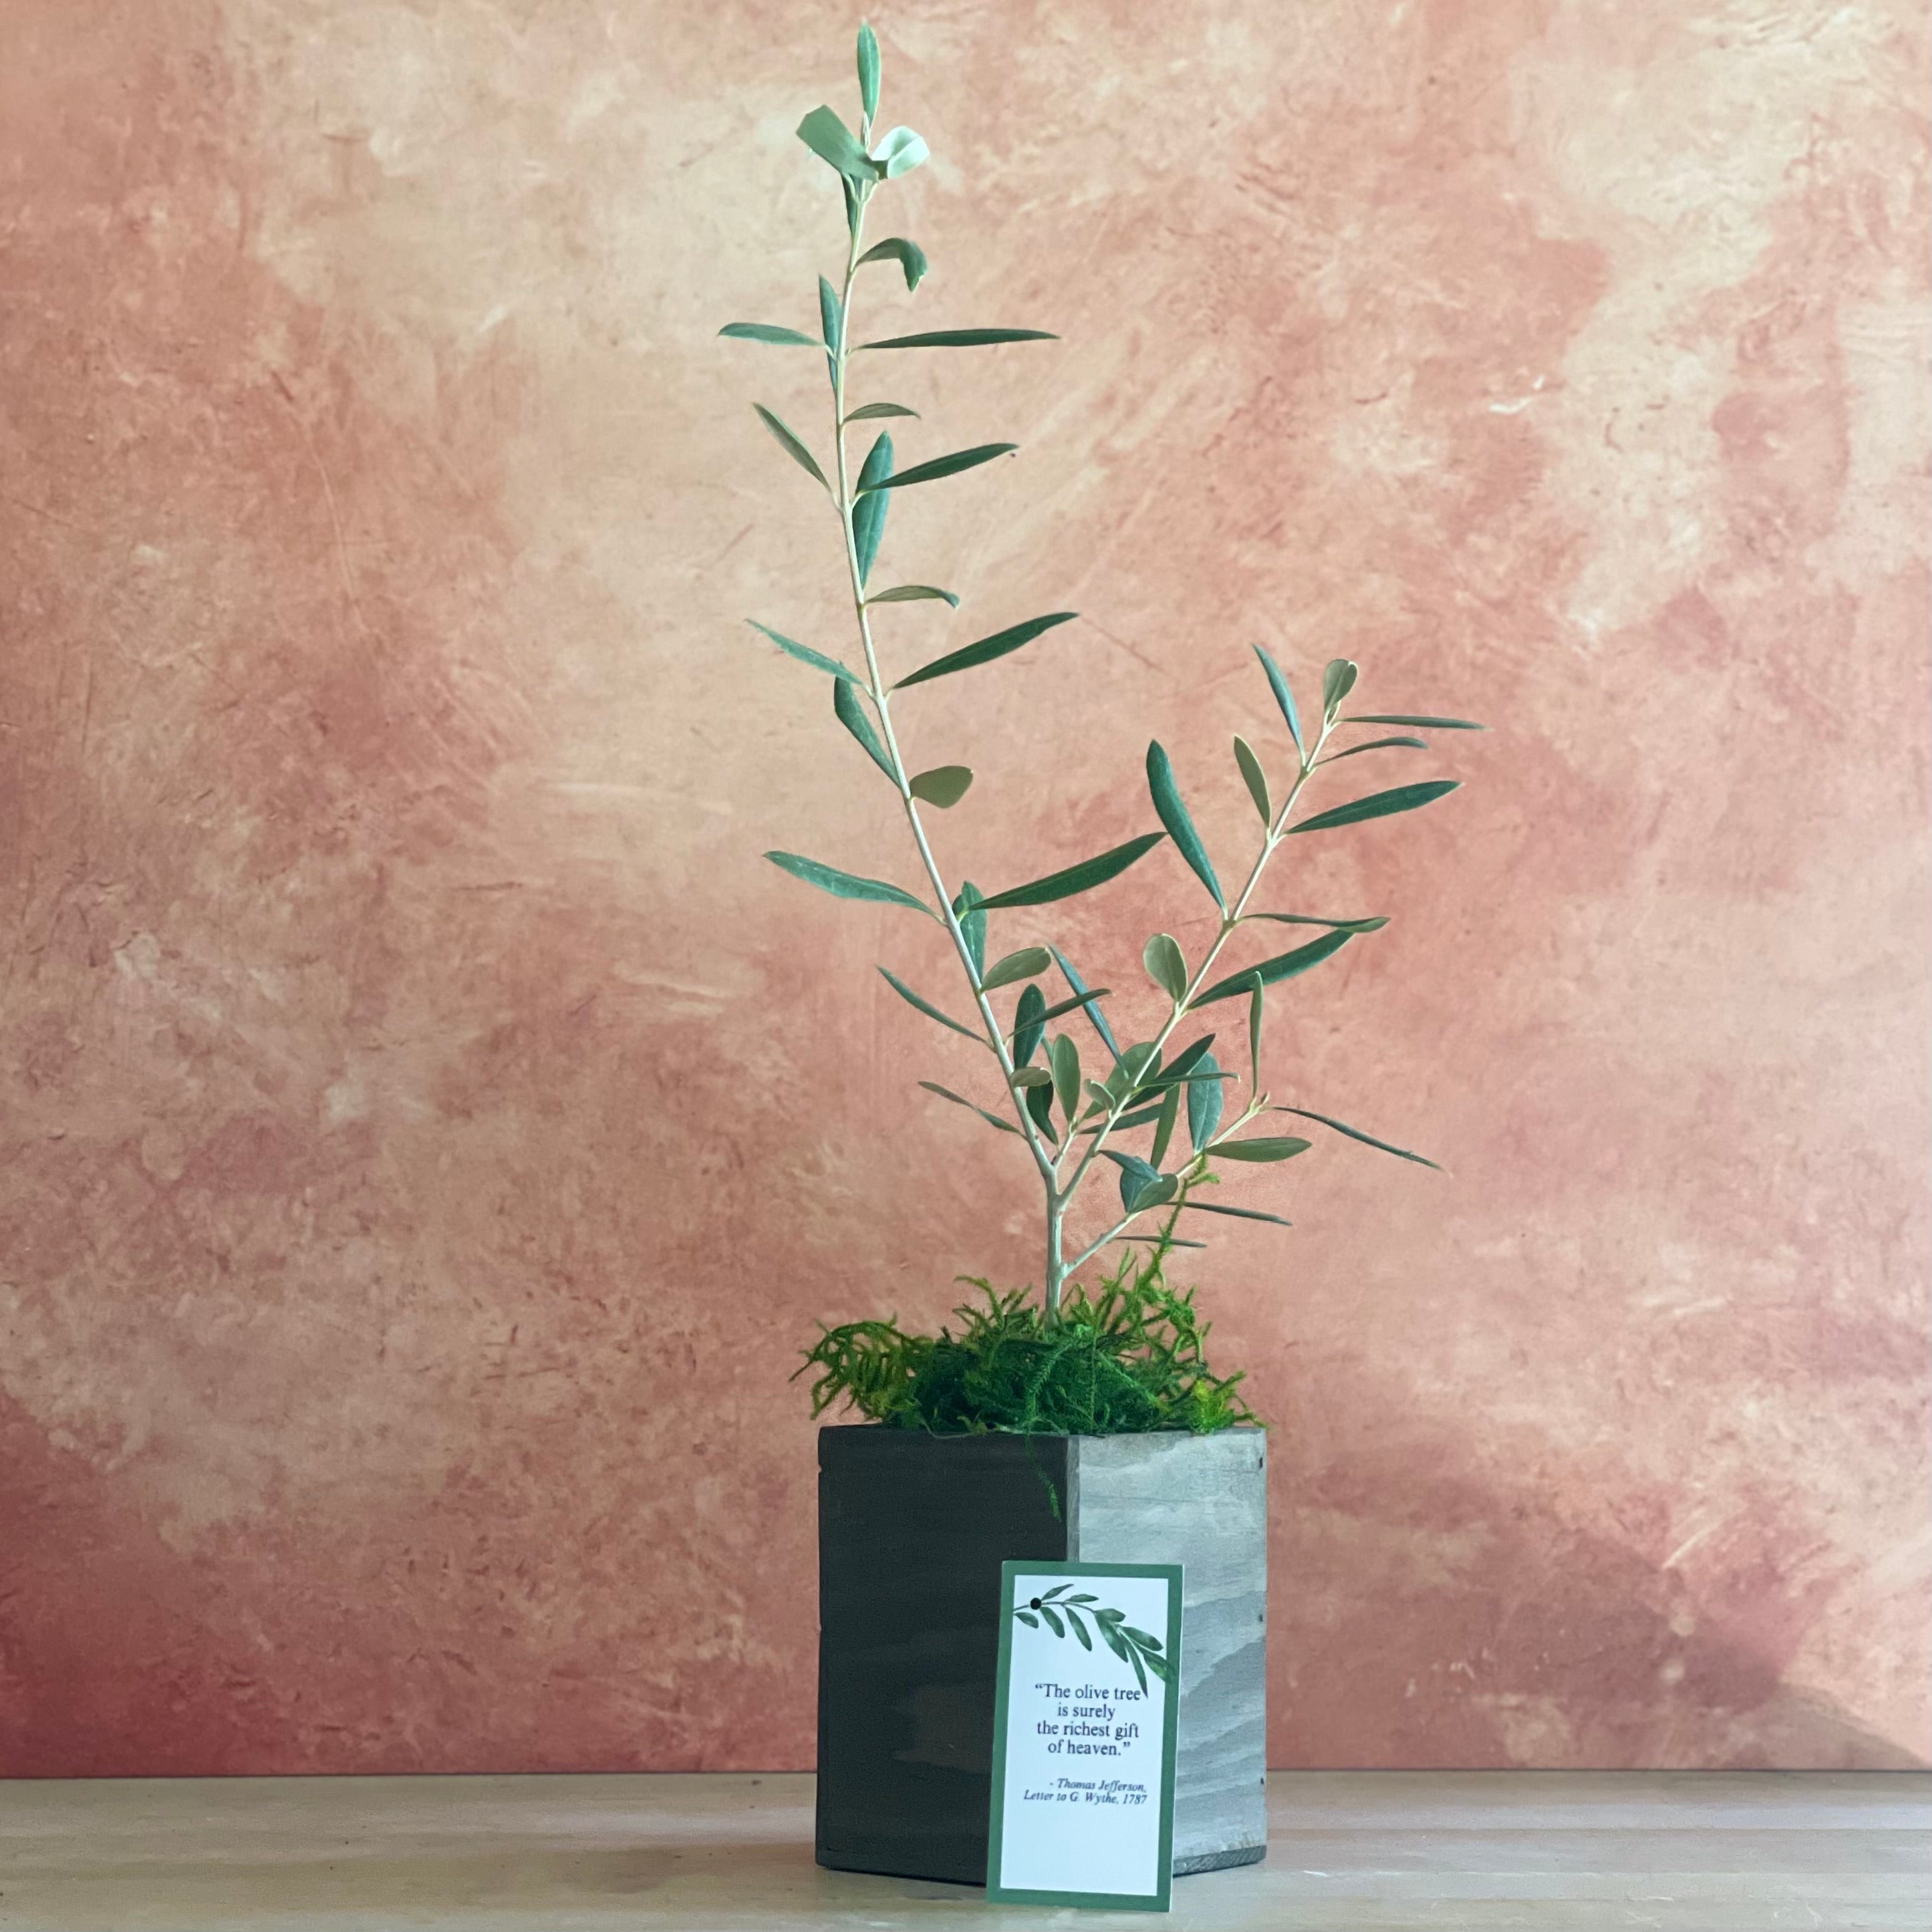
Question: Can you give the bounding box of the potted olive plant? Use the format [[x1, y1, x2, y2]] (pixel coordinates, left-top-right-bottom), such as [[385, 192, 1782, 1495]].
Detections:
[[720, 24, 1480, 1886]]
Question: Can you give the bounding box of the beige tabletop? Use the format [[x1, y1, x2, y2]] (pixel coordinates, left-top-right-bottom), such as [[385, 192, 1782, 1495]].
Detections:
[[3, 1769, 1927, 1931]]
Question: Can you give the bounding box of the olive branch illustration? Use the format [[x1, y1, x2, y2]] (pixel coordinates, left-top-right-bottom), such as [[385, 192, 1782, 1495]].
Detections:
[[1014, 1583, 1173, 1693]]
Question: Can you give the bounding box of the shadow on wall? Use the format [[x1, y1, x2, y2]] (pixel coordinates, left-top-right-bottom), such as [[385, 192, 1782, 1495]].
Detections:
[[1268, 1404, 1927, 1770]]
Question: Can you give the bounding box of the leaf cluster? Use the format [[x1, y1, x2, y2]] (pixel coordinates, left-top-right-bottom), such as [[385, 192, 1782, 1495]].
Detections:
[[795, 1244, 1258, 1437], [1015, 1583, 1173, 1690]]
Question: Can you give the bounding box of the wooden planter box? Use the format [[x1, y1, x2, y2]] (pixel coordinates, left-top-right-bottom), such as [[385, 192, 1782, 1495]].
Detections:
[[815, 1425, 1267, 1885]]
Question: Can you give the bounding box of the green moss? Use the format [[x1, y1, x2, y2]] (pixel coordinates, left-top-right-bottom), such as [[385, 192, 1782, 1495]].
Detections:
[[797, 1242, 1258, 1435]]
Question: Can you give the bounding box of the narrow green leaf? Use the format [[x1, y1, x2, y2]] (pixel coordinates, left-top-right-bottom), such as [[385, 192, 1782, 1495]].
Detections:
[[1323, 735, 1427, 761], [1016, 1611, 1041, 1628], [1082, 1080, 1114, 1115], [920, 1080, 1022, 1135], [1156, 1034, 1217, 1087], [910, 765, 973, 808], [1180, 1200, 1292, 1227], [1288, 780, 1460, 836], [975, 832, 1165, 911], [1345, 714, 1488, 731], [752, 404, 828, 488], [1037, 1602, 1066, 1637], [1100, 1621, 1132, 1665], [1246, 974, 1264, 1093], [1321, 658, 1359, 716], [1117, 1234, 1207, 1250], [1107, 1043, 1161, 1101], [1188, 1050, 1225, 1152], [895, 611, 1075, 690], [1103, 1150, 1166, 1214], [859, 442, 1016, 494], [1012, 983, 1047, 1067], [856, 21, 880, 121], [981, 946, 1051, 992], [1274, 1105, 1443, 1170], [1254, 644, 1304, 754], [1142, 1647, 1174, 1685], [1040, 1584, 1070, 1601], [861, 329, 1059, 350], [1142, 933, 1188, 1005], [869, 126, 928, 176], [1247, 913, 1388, 932], [720, 322, 817, 346], [1213, 1135, 1312, 1163], [1194, 928, 1355, 1007], [843, 402, 920, 422], [1123, 1626, 1163, 1654], [952, 882, 986, 978], [1150, 1083, 1182, 1168], [1067, 1609, 1094, 1650], [1126, 1640, 1148, 1694], [856, 237, 929, 291], [746, 619, 855, 682], [868, 583, 958, 607], [1019, 986, 1113, 1037], [767, 851, 928, 914], [1098, 1102, 1164, 1133], [1053, 948, 1121, 1061], [797, 104, 875, 182], [818, 276, 841, 356], [1048, 1034, 1082, 1124], [1146, 742, 1223, 908], [1234, 735, 1271, 824], [851, 432, 893, 585], [833, 679, 893, 779], [1026, 1075, 1058, 1141], [1010, 1066, 1053, 1088], [878, 967, 979, 1041]]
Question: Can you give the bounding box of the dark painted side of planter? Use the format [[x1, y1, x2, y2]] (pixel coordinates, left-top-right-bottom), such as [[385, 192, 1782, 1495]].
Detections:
[[815, 1424, 1267, 1885]]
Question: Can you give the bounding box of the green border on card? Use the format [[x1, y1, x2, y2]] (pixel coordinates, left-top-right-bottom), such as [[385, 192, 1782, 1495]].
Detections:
[[986, 1559, 1183, 1912]]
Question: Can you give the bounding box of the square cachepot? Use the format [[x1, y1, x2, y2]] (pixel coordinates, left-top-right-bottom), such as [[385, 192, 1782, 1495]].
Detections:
[[815, 1424, 1267, 1884]]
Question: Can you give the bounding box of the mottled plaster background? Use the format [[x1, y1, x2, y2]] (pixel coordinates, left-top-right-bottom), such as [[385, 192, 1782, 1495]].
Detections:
[[3, 0, 1927, 1774]]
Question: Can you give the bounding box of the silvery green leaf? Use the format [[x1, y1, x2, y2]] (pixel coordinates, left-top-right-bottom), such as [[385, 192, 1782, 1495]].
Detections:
[[1141, 934, 1188, 1004], [981, 946, 1051, 992], [857, 237, 929, 291], [1194, 929, 1355, 1007], [818, 276, 841, 355], [1323, 735, 1427, 761], [859, 329, 1058, 350], [1010, 1065, 1053, 1088], [895, 611, 1075, 690], [1273, 1105, 1442, 1169], [1047, 1034, 1082, 1125], [869, 126, 928, 177], [851, 432, 893, 584], [719, 322, 817, 346], [976, 833, 1164, 910], [1024, 1077, 1057, 1139], [746, 619, 855, 682], [1012, 983, 1048, 1067], [1150, 1083, 1182, 1167], [1288, 781, 1460, 835], [878, 967, 979, 1041], [859, 442, 1016, 493], [752, 404, 828, 488], [1246, 913, 1387, 932], [920, 1081, 1022, 1135], [1181, 1200, 1292, 1227], [1188, 1050, 1224, 1152], [868, 583, 958, 607], [1053, 948, 1121, 1061], [909, 765, 973, 808], [843, 401, 920, 422], [856, 21, 880, 121], [767, 851, 928, 914], [1321, 658, 1360, 715], [1254, 644, 1304, 754], [1344, 713, 1486, 730], [1022, 987, 1113, 1034], [952, 882, 986, 978], [833, 678, 894, 779], [1234, 734, 1270, 823], [1246, 975, 1264, 1091], [1212, 1135, 1311, 1163], [1146, 741, 1223, 908], [797, 104, 875, 182]]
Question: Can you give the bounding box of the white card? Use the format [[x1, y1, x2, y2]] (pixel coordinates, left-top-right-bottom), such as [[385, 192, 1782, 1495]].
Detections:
[[986, 1560, 1182, 1911]]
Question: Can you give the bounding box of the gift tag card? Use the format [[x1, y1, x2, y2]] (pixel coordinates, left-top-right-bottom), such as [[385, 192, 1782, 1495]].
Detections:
[[986, 1560, 1182, 1911]]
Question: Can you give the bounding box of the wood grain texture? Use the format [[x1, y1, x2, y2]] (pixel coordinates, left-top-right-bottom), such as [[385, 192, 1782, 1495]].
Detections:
[[2, 1771, 1926, 1930]]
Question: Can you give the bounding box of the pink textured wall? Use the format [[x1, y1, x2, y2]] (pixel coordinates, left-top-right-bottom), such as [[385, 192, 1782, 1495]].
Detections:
[[3, 0, 1927, 1775]]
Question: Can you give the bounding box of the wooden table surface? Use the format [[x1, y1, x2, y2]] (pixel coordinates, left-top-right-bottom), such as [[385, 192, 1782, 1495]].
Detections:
[[3, 1770, 1927, 1931]]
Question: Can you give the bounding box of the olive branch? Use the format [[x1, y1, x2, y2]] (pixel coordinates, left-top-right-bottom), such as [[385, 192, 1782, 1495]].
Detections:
[[722, 23, 1483, 1323], [1015, 1584, 1172, 1693]]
